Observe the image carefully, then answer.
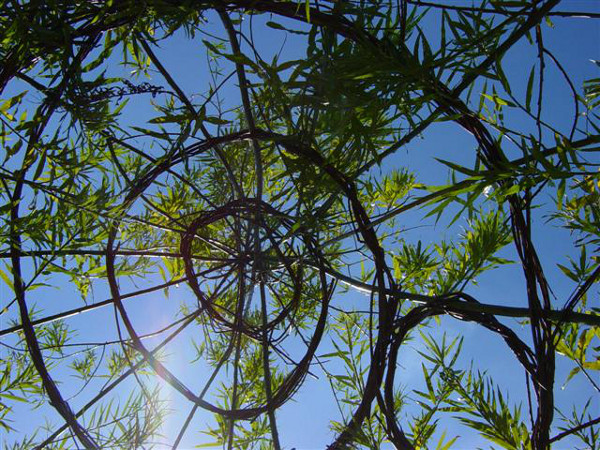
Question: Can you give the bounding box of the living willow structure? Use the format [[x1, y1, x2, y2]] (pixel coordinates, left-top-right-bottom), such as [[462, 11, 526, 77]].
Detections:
[[0, 0, 599, 448]]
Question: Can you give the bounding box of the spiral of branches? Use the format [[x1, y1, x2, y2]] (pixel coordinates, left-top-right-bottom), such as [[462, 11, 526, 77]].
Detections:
[[1, 1, 599, 449]]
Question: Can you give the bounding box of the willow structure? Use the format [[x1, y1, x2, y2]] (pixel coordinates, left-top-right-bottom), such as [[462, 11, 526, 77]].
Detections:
[[1, 1, 599, 449]]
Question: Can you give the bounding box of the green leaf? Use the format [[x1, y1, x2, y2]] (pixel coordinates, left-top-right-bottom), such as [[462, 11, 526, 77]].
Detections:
[[0, 265, 14, 292], [525, 67, 535, 111], [0, 91, 27, 120], [557, 263, 578, 282], [266, 21, 286, 31], [195, 441, 223, 448], [203, 116, 230, 125]]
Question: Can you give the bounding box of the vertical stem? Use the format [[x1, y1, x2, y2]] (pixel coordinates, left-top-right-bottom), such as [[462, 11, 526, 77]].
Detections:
[[260, 281, 282, 449], [220, 9, 281, 447]]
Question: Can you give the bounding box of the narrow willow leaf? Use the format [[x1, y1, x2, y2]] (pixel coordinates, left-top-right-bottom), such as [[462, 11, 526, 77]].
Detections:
[[525, 67, 535, 111]]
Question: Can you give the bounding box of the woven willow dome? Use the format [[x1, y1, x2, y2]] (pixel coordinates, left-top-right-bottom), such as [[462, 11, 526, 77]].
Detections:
[[1, 1, 599, 449]]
